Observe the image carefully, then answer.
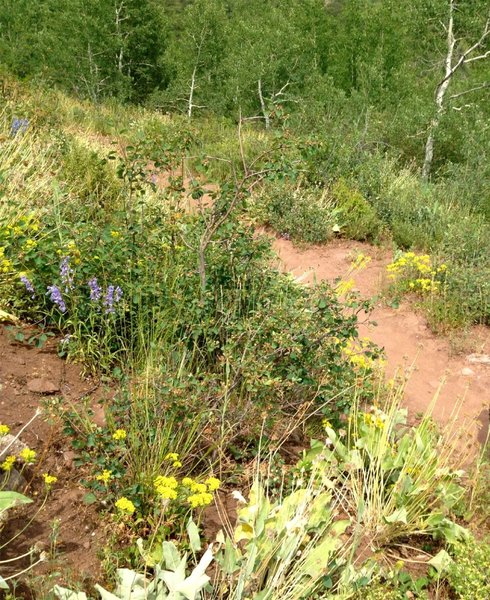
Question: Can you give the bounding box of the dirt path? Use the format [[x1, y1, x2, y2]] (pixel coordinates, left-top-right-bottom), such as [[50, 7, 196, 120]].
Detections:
[[272, 236, 490, 446]]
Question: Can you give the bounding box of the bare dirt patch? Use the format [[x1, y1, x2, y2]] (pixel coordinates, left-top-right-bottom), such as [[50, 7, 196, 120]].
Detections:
[[0, 324, 106, 587], [271, 235, 490, 446]]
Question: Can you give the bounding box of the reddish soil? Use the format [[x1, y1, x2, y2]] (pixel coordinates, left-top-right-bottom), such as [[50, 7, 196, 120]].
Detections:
[[272, 236, 490, 447], [0, 325, 106, 589]]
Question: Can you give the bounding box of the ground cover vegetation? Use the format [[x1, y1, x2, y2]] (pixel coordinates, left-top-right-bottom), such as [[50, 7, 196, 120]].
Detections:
[[0, 0, 489, 597]]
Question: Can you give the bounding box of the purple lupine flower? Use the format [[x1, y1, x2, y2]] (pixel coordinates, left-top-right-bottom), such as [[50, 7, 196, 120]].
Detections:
[[60, 257, 74, 292], [47, 285, 66, 313], [20, 275, 35, 298], [104, 285, 115, 314], [88, 277, 102, 302], [10, 118, 29, 137], [115, 286, 123, 303]]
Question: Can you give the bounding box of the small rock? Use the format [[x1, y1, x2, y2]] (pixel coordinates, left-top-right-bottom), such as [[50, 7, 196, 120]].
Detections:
[[82, 541, 91, 550], [27, 378, 60, 394], [461, 367, 474, 376], [0, 434, 28, 460], [63, 450, 76, 469], [467, 353, 490, 365]]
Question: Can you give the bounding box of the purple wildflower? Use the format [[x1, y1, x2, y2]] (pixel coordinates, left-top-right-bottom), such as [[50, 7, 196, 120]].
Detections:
[[47, 285, 66, 313], [60, 257, 74, 292], [103, 285, 123, 314], [88, 277, 102, 302], [10, 118, 29, 137], [20, 275, 35, 298], [104, 285, 115, 314]]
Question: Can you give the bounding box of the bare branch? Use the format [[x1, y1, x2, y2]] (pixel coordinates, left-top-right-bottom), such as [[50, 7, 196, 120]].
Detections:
[[450, 81, 490, 99]]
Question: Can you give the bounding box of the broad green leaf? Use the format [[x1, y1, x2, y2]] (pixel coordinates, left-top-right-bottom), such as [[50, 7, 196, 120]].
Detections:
[[428, 549, 452, 573], [186, 518, 201, 552], [0, 491, 32, 512], [162, 541, 181, 571], [53, 586, 87, 600], [0, 575, 9, 590], [384, 507, 407, 524]]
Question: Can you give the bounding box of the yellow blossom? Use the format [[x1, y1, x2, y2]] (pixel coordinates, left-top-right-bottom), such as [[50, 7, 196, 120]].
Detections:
[[187, 492, 213, 508], [115, 497, 135, 515], [164, 452, 179, 462], [110, 230, 121, 239], [112, 429, 127, 441], [19, 448, 37, 463], [1, 455, 16, 471], [0, 424, 10, 436], [24, 239, 37, 250], [96, 469, 112, 484], [189, 482, 207, 494], [43, 473, 58, 486], [154, 475, 178, 490], [156, 486, 178, 500], [182, 477, 194, 487], [322, 418, 333, 431], [205, 477, 221, 492]]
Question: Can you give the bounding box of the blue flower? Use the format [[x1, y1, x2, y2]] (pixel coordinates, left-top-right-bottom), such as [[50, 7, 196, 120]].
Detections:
[[20, 275, 35, 298], [10, 118, 29, 137], [103, 285, 123, 314], [88, 277, 102, 302], [60, 257, 74, 292], [47, 285, 66, 313]]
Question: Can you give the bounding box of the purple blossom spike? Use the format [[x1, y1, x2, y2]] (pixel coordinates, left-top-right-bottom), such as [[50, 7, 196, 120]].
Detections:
[[104, 285, 115, 314], [115, 286, 123, 303], [88, 277, 102, 302], [20, 275, 35, 298], [10, 118, 29, 137], [60, 257, 74, 292], [47, 285, 66, 313]]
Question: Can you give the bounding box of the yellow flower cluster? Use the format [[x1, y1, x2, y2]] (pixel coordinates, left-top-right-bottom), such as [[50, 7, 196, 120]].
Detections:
[[96, 469, 112, 484], [363, 408, 387, 430], [0, 248, 13, 274], [0, 424, 10, 436], [164, 452, 182, 468], [387, 252, 447, 296], [152, 472, 221, 508], [1, 455, 16, 471], [335, 278, 355, 297], [115, 496, 135, 515], [19, 448, 37, 463], [43, 473, 58, 486], [154, 475, 179, 500], [343, 337, 375, 371], [322, 418, 333, 431], [112, 429, 127, 441]]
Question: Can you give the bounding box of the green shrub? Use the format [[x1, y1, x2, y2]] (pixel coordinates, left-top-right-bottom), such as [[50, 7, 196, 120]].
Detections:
[[332, 178, 382, 241], [260, 182, 340, 244], [447, 536, 490, 599]]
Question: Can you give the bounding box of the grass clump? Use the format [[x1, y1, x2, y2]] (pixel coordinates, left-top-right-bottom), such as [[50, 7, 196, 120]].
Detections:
[[446, 536, 490, 599]]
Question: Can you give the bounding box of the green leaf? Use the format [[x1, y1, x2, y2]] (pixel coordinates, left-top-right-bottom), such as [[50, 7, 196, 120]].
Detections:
[[428, 549, 452, 573], [0, 491, 32, 512], [53, 586, 88, 600], [82, 492, 97, 505], [187, 518, 201, 552], [384, 507, 408, 524], [0, 575, 9, 590], [162, 541, 181, 571]]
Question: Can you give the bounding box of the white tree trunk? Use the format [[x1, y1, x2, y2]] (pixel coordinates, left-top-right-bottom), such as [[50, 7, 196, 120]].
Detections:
[[258, 79, 270, 129]]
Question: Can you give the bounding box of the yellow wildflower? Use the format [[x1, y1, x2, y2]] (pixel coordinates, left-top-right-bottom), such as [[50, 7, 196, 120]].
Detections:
[[24, 239, 37, 250], [190, 482, 207, 494], [96, 469, 112, 484], [0, 424, 10, 436], [19, 448, 37, 463], [156, 486, 178, 500], [322, 418, 333, 431], [112, 429, 127, 441], [182, 477, 194, 487], [43, 473, 58, 486], [164, 452, 179, 462], [1, 455, 16, 471], [110, 230, 121, 239], [205, 477, 221, 492], [154, 475, 178, 490], [187, 492, 213, 508], [115, 497, 135, 515], [172, 460, 182, 468]]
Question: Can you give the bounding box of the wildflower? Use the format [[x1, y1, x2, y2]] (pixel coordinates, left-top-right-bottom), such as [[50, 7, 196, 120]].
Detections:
[[187, 492, 213, 508], [10, 118, 29, 137], [182, 477, 194, 487], [205, 477, 221, 492], [115, 497, 135, 515], [60, 334, 71, 346], [19, 448, 36, 463], [60, 257, 74, 292], [24, 239, 37, 250], [154, 475, 178, 490], [322, 418, 333, 431], [112, 429, 127, 441], [20, 275, 35, 298], [104, 286, 116, 314], [156, 486, 178, 500], [189, 482, 207, 494], [0, 424, 10, 436], [96, 469, 112, 484], [88, 277, 102, 302], [164, 452, 179, 462], [47, 285, 66, 313], [42, 473, 58, 486], [110, 230, 121, 239], [2, 455, 16, 471]]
